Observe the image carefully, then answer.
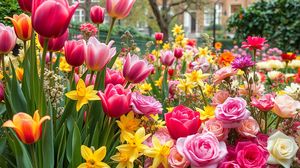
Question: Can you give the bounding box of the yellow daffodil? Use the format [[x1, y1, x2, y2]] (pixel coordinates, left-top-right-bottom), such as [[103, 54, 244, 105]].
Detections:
[[65, 79, 100, 111], [177, 79, 195, 94], [185, 70, 210, 84], [78, 145, 110, 168], [116, 112, 141, 143], [111, 148, 133, 168], [113, 57, 123, 71], [203, 84, 214, 98], [155, 77, 163, 88], [172, 24, 184, 36], [59, 57, 72, 72], [144, 136, 173, 168], [162, 43, 170, 50], [277, 90, 286, 95], [138, 83, 152, 94], [117, 127, 150, 163], [196, 106, 215, 120], [167, 107, 174, 113], [198, 47, 211, 57], [175, 34, 184, 44], [0, 73, 3, 80]]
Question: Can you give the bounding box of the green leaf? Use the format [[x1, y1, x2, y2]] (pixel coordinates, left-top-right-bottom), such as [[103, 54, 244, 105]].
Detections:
[[71, 122, 81, 168], [55, 125, 66, 168], [42, 102, 54, 168]]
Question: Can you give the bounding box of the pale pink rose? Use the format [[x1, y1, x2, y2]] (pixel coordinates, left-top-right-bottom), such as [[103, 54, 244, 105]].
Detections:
[[168, 147, 190, 168], [212, 90, 230, 106], [215, 97, 250, 128], [251, 93, 275, 112], [236, 117, 259, 138], [131, 92, 162, 116], [203, 118, 229, 141], [176, 132, 228, 168], [213, 66, 237, 84], [239, 83, 265, 97], [273, 94, 300, 118]]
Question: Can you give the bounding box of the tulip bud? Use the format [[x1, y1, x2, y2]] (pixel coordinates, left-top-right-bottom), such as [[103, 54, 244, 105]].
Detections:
[[174, 47, 184, 59], [160, 50, 175, 66], [106, 0, 136, 19], [17, 0, 32, 13], [0, 23, 17, 54], [90, 6, 105, 24], [39, 30, 69, 52], [155, 32, 164, 42], [64, 40, 86, 67], [32, 0, 78, 38], [5, 13, 32, 41], [2, 111, 50, 144]]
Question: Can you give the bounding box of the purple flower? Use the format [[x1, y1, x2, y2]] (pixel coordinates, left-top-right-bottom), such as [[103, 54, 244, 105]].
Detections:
[[231, 55, 255, 70]]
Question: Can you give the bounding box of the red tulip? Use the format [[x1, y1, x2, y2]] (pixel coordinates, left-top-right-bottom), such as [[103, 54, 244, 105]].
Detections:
[[154, 32, 163, 42], [64, 39, 86, 67], [123, 53, 153, 83], [32, 0, 78, 38], [106, 0, 136, 19], [105, 69, 126, 87], [174, 47, 184, 59], [17, 0, 32, 13], [38, 30, 68, 52], [0, 23, 16, 54], [90, 5, 105, 24], [5, 13, 32, 41], [98, 84, 131, 118], [165, 105, 201, 139]]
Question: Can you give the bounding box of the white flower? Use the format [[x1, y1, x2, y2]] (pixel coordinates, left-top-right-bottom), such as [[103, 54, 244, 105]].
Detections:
[[267, 131, 299, 168], [284, 83, 300, 98]]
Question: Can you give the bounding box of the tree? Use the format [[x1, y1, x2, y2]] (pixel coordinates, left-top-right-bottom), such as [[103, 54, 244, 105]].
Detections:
[[227, 0, 300, 52], [0, 0, 22, 26], [147, 0, 207, 41]]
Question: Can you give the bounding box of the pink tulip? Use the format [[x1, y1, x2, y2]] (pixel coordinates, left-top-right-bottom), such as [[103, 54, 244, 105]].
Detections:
[[160, 50, 175, 66], [74, 74, 96, 86], [85, 37, 116, 71], [123, 53, 153, 83], [106, 0, 136, 19], [174, 47, 184, 59], [32, 0, 78, 38], [64, 39, 86, 67], [0, 23, 17, 54], [38, 30, 68, 52], [105, 69, 126, 87], [90, 6, 105, 24], [98, 84, 131, 118], [0, 82, 4, 102], [18, 0, 32, 12]]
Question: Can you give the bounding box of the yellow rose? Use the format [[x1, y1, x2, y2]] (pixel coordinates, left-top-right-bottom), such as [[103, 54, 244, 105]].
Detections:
[[267, 131, 299, 168]]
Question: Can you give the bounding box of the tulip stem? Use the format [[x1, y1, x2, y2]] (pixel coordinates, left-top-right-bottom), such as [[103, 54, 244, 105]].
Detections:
[[39, 39, 49, 114], [105, 18, 116, 44], [125, 82, 131, 89], [30, 144, 38, 168], [264, 112, 268, 134], [89, 71, 95, 85]]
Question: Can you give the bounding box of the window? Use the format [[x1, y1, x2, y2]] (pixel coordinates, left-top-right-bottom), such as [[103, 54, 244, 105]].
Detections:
[[216, 3, 222, 25], [204, 3, 222, 27], [72, 9, 85, 23], [190, 12, 197, 33]]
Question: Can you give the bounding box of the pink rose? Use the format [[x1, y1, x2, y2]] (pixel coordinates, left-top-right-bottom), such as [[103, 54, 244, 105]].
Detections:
[[215, 97, 250, 128], [213, 66, 237, 84], [131, 92, 162, 116], [203, 118, 229, 141], [176, 132, 228, 168], [168, 147, 190, 168], [236, 117, 259, 138], [212, 90, 230, 106], [235, 141, 268, 168], [218, 161, 241, 168], [252, 133, 268, 148], [251, 93, 275, 112], [239, 83, 265, 97], [273, 94, 300, 118]]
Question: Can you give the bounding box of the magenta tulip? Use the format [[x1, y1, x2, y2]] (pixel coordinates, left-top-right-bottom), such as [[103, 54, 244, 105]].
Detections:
[[154, 32, 163, 41], [32, 0, 78, 38], [106, 0, 136, 19], [105, 69, 126, 87], [160, 50, 175, 66], [165, 105, 201, 139], [18, 0, 32, 12], [0, 23, 17, 54], [98, 84, 131, 118], [85, 37, 116, 71], [0, 82, 4, 102], [90, 5, 105, 24], [64, 40, 86, 67], [38, 30, 68, 52], [123, 53, 153, 83], [174, 47, 184, 59]]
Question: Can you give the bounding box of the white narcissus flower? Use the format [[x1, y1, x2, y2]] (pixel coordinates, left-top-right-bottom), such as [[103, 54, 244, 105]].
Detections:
[[284, 83, 300, 98], [267, 131, 299, 168]]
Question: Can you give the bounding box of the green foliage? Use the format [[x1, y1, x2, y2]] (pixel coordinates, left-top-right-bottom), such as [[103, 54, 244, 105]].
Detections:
[[227, 0, 300, 52], [0, 0, 22, 25]]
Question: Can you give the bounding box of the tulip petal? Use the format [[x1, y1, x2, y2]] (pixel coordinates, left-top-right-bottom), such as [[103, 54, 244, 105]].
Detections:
[[2, 120, 16, 128]]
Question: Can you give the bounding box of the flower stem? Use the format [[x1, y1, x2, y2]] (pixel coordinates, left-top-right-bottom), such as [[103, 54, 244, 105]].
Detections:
[[275, 117, 282, 129], [264, 112, 268, 134], [105, 18, 116, 44], [198, 85, 207, 106], [30, 144, 38, 168], [39, 39, 49, 113], [252, 49, 257, 86], [89, 71, 95, 86], [125, 82, 131, 89]]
